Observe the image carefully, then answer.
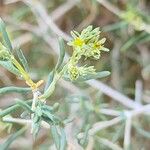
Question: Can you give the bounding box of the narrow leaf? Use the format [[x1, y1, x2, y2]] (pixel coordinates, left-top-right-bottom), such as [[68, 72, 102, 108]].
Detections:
[[55, 38, 65, 70], [42, 109, 60, 124], [1, 127, 26, 150], [0, 105, 20, 118], [0, 60, 21, 76], [0, 18, 13, 52], [80, 125, 90, 148], [103, 21, 127, 32], [51, 125, 60, 150], [44, 70, 55, 92], [0, 100, 32, 118], [33, 119, 41, 138], [16, 99, 33, 113], [101, 47, 110, 52], [42, 104, 54, 112], [20, 111, 30, 119], [76, 71, 110, 81], [0, 86, 31, 95], [64, 71, 110, 82], [60, 127, 67, 150], [121, 32, 147, 51], [16, 48, 29, 72]]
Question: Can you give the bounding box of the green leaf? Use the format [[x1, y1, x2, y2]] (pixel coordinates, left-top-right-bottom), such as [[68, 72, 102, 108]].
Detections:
[[64, 71, 110, 82], [60, 127, 67, 150], [33, 114, 40, 123], [42, 109, 59, 124], [42, 104, 54, 112], [1, 127, 26, 150], [0, 18, 13, 52], [103, 21, 128, 32], [16, 99, 33, 113], [78, 71, 110, 81], [52, 103, 60, 113], [33, 118, 41, 138], [36, 105, 43, 117], [101, 47, 110, 52], [44, 70, 55, 92], [0, 86, 31, 95], [0, 100, 32, 118], [55, 37, 65, 70], [0, 105, 19, 118], [0, 60, 21, 76], [51, 126, 66, 150], [20, 111, 30, 119], [16, 48, 29, 72], [41, 103, 60, 117], [121, 32, 147, 51], [79, 125, 90, 148], [51, 125, 60, 150], [138, 34, 150, 43]]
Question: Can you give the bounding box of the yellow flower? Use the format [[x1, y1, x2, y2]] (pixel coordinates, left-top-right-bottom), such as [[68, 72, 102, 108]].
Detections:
[[83, 38, 109, 59], [73, 38, 84, 47]]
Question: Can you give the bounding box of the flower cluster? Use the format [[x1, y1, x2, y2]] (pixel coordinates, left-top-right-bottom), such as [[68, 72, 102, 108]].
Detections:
[[67, 26, 109, 80], [67, 65, 96, 81], [120, 8, 145, 31]]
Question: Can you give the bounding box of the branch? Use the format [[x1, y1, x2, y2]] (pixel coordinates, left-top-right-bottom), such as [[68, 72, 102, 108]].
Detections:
[[87, 80, 141, 109], [123, 112, 132, 150], [78, 104, 150, 139], [2, 117, 50, 129]]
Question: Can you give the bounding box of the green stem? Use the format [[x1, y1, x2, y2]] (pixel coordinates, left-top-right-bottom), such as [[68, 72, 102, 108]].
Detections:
[[39, 64, 68, 100], [0, 100, 32, 118]]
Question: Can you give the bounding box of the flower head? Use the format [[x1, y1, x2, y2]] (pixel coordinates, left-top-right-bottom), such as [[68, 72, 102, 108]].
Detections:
[[68, 25, 109, 60], [67, 64, 96, 81], [67, 26, 109, 81], [120, 8, 145, 31]]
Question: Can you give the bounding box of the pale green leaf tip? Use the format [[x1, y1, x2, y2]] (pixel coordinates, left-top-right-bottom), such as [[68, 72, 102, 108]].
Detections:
[[105, 71, 111, 75], [98, 71, 111, 77], [102, 47, 110, 52]]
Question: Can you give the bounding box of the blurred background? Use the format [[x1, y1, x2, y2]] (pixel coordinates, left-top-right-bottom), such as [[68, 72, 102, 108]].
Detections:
[[0, 0, 150, 150]]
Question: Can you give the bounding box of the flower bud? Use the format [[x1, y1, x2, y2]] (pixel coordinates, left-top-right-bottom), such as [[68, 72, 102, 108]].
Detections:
[[0, 43, 11, 61]]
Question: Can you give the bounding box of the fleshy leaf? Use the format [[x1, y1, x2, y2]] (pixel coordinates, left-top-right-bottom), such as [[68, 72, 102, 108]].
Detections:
[[51, 125, 60, 150], [60, 127, 67, 150], [0, 60, 21, 76], [0, 86, 31, 95], [55, 38, 65, 71]]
